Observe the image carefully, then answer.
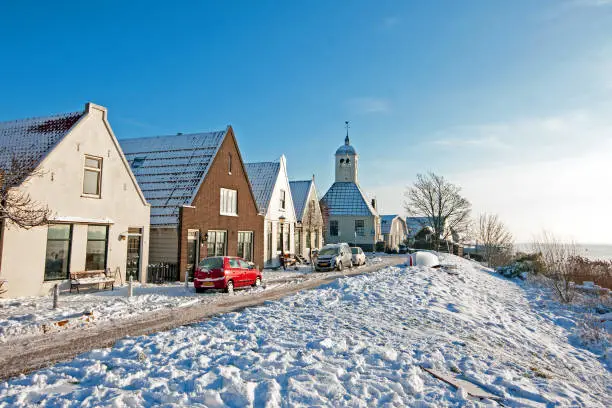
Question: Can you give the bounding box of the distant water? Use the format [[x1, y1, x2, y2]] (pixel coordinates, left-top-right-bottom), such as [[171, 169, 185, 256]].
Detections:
[[515, 243, 612, 261]]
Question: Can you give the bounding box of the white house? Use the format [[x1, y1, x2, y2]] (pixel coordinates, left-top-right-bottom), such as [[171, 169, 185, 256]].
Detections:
[[245, 155, 297, 268], [320, 133, 381, 251], [0, 103, 150, 297], [380, 215, 408, 251], [290, 178, 324, 260]]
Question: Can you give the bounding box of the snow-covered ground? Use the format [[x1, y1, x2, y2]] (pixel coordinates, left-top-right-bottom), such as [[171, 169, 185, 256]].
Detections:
[[0, 258, 391, 344], [1, 254, 610, 407]]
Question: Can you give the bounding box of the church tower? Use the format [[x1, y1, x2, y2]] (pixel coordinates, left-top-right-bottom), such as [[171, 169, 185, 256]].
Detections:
[[335, 121, 358, 183]]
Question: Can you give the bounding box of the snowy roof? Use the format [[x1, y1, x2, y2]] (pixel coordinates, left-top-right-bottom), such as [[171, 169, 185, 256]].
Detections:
[[335, 135, 357, 156], [119, 130, 227, 226], [244, 161, 280, 214], [380, 215, 398, 234], [0, 110, 84, 171], [406, 217, 432, 237], [289, 180, 312, 221], [320, 182, 378, 217]]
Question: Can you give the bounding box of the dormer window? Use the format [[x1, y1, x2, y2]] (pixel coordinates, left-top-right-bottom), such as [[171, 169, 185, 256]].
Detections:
[[132, 156, 146, 168], [340, 159, 345, 164], [345, 158, 350, 164]]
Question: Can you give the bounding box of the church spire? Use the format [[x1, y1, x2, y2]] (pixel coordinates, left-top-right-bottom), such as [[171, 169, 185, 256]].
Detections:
[[345, 121, 350, 145]]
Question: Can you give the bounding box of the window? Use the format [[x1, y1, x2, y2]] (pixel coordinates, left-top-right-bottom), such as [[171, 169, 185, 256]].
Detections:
[[315, 229, 320, 248], [280, 189, 286, 209], [44, 224, 72, 280], [132, 156, 146, 168], [83, 156, 102, 196], [237, 231, 253, 261], [220, 188, 237, 216], [86, 225, 108, 270], [228, 153, 232, 174], [198, 256, 224, 269], [229, 258, 240, 268], [305, 230, 311, 248], [355, 220, 365, 236], [295, 229, 301, 252], [277, 224, 282, 251], [330, 220, 339, 236], [207, 230, 227, 257], [238, 259, 251, 269]]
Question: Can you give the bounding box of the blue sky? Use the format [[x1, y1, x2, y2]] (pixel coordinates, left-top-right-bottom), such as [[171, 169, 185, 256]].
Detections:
[[2, 1, 612, 243]]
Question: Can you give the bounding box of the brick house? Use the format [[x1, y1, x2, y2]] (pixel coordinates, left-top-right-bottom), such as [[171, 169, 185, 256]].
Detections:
[[290, 178, 324, 260], [119, 127, 263, 281]]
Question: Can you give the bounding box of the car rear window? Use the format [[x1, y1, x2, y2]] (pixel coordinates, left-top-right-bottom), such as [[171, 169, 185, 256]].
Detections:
[[199, 257, 224, 269], [319, 247, 339, 256]]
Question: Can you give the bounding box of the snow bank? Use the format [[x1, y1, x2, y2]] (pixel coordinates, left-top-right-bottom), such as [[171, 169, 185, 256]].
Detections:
[[0, 254, 609, 407]]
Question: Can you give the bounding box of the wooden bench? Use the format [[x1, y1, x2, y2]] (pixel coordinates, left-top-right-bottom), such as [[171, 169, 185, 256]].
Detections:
[[70, 270, 115, 293]]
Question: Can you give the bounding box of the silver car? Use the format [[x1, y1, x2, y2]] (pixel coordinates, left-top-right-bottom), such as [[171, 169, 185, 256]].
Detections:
[[315, 243, 353, 271], [351, 247, 366, 266]]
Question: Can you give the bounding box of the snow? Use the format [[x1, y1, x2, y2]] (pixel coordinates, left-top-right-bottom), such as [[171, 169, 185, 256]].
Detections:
[[0, 283, 221, 343], [1, 254, 610, 407]]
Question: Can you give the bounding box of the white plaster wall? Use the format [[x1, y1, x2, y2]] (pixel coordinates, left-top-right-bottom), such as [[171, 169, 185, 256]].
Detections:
[[261, 156, 297, 267], [0, 104, 150, 297], [325, 215, 378, 248]]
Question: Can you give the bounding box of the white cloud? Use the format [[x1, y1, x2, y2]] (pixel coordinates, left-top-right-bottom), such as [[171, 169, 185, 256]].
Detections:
[[346, 97, 391, 114]]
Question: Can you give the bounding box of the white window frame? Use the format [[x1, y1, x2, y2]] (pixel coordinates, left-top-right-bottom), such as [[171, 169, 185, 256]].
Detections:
[[82, 155, 103, 197], [220, 188, 238, 216]]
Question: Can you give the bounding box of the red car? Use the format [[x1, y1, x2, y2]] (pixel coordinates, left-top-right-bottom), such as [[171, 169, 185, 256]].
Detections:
[[194, 256, 262, 293]]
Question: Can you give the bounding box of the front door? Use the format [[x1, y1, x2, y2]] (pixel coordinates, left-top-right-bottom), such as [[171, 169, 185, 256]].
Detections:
[[126, 228, 142, 281], [186, 230, 200, 282]]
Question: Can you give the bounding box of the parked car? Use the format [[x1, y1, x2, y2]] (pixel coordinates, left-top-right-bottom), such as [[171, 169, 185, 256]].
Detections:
[[315, 243, 353, 271], [194, 256, 262, 293], [398, 244, 408, 254], [351, 247, 366, 266]]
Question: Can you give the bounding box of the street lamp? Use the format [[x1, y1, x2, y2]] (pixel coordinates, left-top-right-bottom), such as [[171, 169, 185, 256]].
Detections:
[[279, 215, 286, 254]]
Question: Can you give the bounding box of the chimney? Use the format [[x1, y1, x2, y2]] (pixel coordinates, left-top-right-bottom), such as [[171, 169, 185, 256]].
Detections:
[[371, 198, 377, 209]]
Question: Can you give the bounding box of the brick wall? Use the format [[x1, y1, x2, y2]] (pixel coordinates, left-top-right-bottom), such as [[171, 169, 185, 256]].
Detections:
[[178, 128, 264, 280]]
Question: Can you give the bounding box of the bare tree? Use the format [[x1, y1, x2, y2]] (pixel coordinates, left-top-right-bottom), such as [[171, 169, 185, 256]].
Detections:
[[532, 231, 578, 303], [303, 198, 323, 263], [1, 155, 51, 230], [404, 172, 471, 251], [476, 213, 514, 267]]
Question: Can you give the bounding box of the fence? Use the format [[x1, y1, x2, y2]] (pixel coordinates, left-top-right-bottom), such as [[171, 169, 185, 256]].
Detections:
[[147, 263, 179, 283]]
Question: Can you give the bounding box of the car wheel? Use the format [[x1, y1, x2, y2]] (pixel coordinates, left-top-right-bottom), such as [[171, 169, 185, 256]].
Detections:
[[252, 277, 261, 288], [226, 280, 234, 294], [337, 262, 343, 271]]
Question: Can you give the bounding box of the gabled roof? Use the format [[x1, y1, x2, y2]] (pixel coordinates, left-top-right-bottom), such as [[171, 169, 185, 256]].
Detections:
[[320, 182, 378, 216], [289, 180, 312, 221], [119, 129, 227, 226], [406, 216, 433, 237], [244, 161, 280, 214], [0, 110, 84, 171], [380, 214, 399, 234]]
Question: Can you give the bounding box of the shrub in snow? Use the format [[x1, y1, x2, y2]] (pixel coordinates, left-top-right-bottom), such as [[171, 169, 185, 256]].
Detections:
[[578, 314, 611, 352]]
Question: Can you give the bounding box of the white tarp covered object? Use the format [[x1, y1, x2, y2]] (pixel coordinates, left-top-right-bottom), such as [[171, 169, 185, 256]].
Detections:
[[408, 251, 441, 268]]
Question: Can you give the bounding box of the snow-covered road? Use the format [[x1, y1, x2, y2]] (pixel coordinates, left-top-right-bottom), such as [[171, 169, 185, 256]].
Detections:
[[0, 254, 609, 407]]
